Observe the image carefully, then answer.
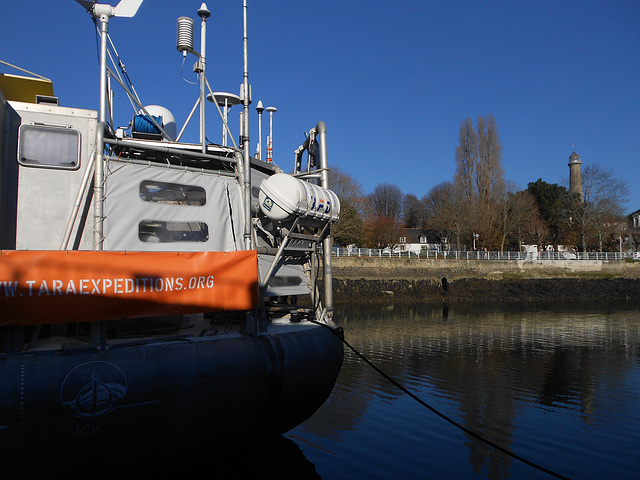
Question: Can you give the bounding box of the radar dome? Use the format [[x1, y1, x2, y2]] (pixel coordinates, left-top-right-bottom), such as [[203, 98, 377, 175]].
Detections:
[[140, 105, 176, 140]]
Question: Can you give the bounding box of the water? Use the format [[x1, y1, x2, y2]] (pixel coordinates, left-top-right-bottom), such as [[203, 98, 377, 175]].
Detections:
[[286, 302, 640, 480], [4, 302, 638, 478]]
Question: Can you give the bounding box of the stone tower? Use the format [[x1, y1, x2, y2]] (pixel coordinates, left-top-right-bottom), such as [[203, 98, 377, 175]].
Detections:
[[568, 151, 582, 196]]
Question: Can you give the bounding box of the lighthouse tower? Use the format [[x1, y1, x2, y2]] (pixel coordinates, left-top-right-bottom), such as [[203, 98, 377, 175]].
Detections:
[[568, 151, 582, 196]]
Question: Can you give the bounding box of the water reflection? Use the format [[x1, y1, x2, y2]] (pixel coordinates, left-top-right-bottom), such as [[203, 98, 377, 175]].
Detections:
[[3, 430, 321, 478], [292, 302, 640, 479]]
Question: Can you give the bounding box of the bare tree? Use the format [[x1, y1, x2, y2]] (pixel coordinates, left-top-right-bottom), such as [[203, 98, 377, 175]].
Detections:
[[569, 164, 629, 252], [423, 181, 468, 250], [368, 183, 404, 220], [454, 115, 505, 204], [453, 115, 506, 244], [328, 167, 365, 246], [494, 182, 540, 252], [403, 193, 424, 228], [527, 216, 552, 250], [364, 216, 404, 249], [362, 183, 406, 248]]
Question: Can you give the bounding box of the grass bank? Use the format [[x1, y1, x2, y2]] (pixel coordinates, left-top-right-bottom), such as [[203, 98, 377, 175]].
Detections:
[[331, 256, 640, 281]]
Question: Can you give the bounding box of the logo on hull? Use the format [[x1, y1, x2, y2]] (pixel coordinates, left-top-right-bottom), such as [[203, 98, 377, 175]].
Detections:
[[61, 361, 128, 418]]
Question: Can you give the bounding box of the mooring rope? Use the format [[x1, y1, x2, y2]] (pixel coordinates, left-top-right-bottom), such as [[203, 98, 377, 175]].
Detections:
[[312, 320, 570, 480]]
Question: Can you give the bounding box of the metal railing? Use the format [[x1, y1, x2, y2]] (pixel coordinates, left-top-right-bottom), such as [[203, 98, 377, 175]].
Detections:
[[330, 247, 639, 261]]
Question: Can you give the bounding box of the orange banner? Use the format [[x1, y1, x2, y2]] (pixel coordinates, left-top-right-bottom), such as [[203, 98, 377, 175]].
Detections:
[[0, 250, 259, 326]]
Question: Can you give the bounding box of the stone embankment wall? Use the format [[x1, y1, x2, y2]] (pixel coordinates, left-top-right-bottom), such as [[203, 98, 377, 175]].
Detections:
[[328, 257, 640, 304]]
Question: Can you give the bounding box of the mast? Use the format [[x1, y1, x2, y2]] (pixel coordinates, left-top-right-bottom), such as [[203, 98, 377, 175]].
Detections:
[[197, 4, 210, 153], [94, 9, 109, 250], [241, 0, 252, 250], [78, 0, 143, 250]]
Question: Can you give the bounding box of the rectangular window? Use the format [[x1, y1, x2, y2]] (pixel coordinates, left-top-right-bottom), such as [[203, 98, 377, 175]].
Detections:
[[138, 221, 209, 243], [139, 181, 206, 206], [18, 124, 80, 170], [420, 237, 427, 244], [399, 237, 407, 243]]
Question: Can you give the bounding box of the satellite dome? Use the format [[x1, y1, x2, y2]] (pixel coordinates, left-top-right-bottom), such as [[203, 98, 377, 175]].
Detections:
[[140, 105, 177, 140]]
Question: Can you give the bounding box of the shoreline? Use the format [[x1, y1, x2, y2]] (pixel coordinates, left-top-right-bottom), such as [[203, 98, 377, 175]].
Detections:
[[328, 257, 640, 304]]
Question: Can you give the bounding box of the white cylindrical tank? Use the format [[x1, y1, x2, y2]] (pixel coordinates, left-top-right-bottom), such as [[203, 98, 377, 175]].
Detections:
[[259, 173, 340, 227]]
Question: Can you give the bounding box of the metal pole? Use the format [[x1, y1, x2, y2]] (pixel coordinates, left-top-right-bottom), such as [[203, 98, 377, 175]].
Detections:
[[241, 0, 257, 335], [61, 149, 95, 250], [198, 5, 210, 153], [315, 121, 333, 315], [256, 100, 264, 160], [222, 98, 228, 146], [266, 106, 276, 162], [94, 12, 109, 251], [241, 0, 252, 250], [268, 111, 273, 159]]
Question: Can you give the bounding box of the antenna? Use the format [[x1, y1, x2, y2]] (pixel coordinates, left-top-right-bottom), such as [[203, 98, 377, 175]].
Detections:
[[265, 106, 277, 162], [197, 3, 210, 153], [207, 92, 240, 146], [256, 100, 264, 160], [241, 0, 252, 250]]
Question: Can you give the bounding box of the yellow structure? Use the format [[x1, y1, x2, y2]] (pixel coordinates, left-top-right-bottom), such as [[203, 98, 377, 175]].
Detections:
[[0, 73, 54, 103]]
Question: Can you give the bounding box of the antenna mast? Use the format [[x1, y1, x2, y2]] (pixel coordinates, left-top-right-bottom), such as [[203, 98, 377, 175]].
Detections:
[[76, 0, 143, 250], [197, 4, 210, 153], [241, 0, 252, 250]]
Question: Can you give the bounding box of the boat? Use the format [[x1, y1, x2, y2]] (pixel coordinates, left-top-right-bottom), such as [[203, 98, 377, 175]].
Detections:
[[0, 0, 343, 454]]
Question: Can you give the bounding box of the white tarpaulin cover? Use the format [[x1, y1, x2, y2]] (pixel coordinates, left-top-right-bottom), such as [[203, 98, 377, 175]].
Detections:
[[103, 160, 243, 252]]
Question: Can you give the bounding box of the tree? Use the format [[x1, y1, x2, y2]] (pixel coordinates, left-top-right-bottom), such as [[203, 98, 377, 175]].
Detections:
[[364, 216, 403, 249], [568, 164, 629, 252], [368, 183, 404, 220], [328, 167, 365, 246], [453, 114, 506, 246], [423, 181, 468, 250], [403, 193, 424, 228], [363, 183, 405, 248], [527, 179, 569, 248], [494, 182, 540, 252], [526, 216, 552, 250], [454, 115, 505, 203]]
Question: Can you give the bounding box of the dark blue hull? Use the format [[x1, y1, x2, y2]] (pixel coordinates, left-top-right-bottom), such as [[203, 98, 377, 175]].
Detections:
[[0, 321, 344, 461]]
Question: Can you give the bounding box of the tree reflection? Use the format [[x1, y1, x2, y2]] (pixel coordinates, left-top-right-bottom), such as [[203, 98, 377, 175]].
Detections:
[[296, 302, 640, 479]]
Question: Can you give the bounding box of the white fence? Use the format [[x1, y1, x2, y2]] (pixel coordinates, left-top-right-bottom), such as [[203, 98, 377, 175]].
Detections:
[[331, 247, 639, 261]]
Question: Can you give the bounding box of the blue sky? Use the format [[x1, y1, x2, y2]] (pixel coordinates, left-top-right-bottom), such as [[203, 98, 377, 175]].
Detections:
[[2, 1, 639, 212]]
